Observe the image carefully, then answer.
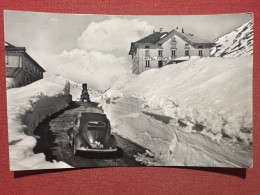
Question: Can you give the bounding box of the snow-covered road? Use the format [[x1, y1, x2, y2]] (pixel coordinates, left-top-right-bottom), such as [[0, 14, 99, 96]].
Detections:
[[103, 97, 252, 167], [33, 102, 146, 167]]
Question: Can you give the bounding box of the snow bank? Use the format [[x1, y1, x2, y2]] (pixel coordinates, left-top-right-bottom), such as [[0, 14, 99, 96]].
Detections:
[[7, 75, 74, 170], [102, 55, 252, 167]]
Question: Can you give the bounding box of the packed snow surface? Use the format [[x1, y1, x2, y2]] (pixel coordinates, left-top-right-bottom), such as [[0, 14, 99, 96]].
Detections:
[[6, 78, 15, 89], [102, 55, 253, 167], [211, 19, 253, 57], [7, 75, 76, 170]]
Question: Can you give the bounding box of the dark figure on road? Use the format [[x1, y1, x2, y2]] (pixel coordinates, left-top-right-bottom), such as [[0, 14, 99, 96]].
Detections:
[[81, 83, 91, 102]]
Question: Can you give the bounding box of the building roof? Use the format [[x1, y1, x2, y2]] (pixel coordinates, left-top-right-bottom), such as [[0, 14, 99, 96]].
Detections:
[[129, 30, 215, 55], [5, 41, 46, 72], [6, 67, 22, 78], [24, 52, 46, 72], [5, 41, 26, 51], [173, 30, 213, 45], [136, 32, 168, 43]]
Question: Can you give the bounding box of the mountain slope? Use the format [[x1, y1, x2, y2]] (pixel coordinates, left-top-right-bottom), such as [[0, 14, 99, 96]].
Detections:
[[211, 19, 253, 57]]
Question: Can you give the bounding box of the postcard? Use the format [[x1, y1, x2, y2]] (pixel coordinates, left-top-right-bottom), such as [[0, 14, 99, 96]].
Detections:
[[4, 10, 253, 170]]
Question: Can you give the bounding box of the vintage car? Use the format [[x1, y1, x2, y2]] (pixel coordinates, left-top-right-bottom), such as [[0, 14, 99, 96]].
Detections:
[[80, 83, 91, 102], [68, 112, 117, 155]]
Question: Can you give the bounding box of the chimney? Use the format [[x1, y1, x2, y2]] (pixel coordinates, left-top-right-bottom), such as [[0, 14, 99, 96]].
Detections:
[[160, 28, 163, 33], [182, 28, 184, 33], [153, 29, 155, 34]]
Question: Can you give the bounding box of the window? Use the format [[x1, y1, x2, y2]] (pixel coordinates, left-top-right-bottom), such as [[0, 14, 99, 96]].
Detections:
[[19, 56, 22, 67], [171, 50, 176, 57], [199, 50, 203, 56], [171, 43, 177, 49], [88, 121, 106, 130], [185, 50, 190, 56], [185, 44, 190, 49], [158, 50, 163, 57], [25, 60, 28, 69], [5, 55, 9, 65], [145, 60, 150, 67], [171, 37, 176, 42]]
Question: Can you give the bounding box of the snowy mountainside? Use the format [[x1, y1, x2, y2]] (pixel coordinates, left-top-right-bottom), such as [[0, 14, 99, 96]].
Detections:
[[211, 19, 253, 57]]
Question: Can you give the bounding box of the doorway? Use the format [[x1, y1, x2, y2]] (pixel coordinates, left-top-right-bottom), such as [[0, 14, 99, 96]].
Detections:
[[158, 61, 163, 68]]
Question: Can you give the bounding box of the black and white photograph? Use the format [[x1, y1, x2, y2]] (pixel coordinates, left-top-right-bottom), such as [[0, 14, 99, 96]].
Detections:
[[4, 10, 253, 171]]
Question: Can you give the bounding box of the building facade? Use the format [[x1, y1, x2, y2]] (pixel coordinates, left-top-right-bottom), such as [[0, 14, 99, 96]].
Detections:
[[129, 28, 215, 74], [5, 42, 45, 89]]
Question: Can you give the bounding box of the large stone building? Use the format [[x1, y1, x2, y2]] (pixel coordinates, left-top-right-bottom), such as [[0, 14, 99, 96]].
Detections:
[[129, 28, 215, 74], [5, 42, 45, 88]]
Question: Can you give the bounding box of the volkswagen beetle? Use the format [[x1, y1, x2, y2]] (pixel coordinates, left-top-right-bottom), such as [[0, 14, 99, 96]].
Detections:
[[68, 112, 117, 155]]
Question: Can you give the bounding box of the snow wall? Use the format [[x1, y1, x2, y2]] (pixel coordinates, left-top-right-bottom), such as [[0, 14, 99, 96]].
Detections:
[[101, 56, 253, 167], [8, 77, 73, 170], [22, 94, 72, 135]]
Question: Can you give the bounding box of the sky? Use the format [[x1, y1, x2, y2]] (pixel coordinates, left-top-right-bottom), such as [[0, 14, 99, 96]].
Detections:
[[4, 10, 253, 90]]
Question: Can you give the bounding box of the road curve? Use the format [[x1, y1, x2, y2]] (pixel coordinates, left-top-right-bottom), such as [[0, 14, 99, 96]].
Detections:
[[33, 101, 146, 168]]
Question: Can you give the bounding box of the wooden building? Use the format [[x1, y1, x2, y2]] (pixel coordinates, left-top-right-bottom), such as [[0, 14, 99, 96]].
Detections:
[[129, 28, 215, 74], [5, 42, 45, 89]]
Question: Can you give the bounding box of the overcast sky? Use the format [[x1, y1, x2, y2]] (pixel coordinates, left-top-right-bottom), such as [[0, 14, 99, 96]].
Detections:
[[3, 10, 253, 90], [4, 11, 252, 54]]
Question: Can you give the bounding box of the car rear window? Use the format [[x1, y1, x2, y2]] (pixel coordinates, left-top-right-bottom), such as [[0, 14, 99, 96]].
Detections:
[[87, 121, 106, 129]]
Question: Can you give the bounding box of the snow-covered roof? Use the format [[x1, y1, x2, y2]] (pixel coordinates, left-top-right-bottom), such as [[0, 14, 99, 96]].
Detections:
[[135, 32, 168, 44], [179, 32, 212, 44]]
